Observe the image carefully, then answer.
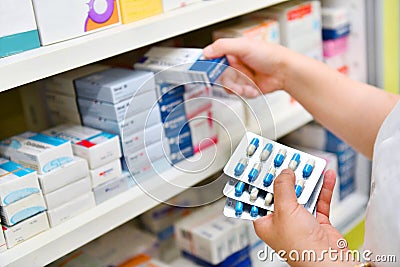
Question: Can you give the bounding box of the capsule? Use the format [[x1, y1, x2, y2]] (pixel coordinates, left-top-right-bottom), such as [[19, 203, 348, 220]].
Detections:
[[274, 148, 287, 167], [266, 210, 273, 216], [263, 167, 276, 187], [259, 143, 274, 161], [288, 153, 301, 171], [235, 201, 244, 217], [302, 159, 315, 178], [249, 187, 259, 202], [234, 157, 248, 176], [246, 138, 260, 157], [235, 181, 245, 197], [250, 206, 259, 217], [264, 192, 274, 206], [295, 179, 306, 198], [248, 162, 262, 182]]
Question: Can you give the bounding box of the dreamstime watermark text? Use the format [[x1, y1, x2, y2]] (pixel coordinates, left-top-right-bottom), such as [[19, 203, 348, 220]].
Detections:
[[257, 239, 397, 264]]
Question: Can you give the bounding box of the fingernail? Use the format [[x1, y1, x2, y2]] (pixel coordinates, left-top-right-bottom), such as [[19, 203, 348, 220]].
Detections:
[[203, 45, 213, 56]]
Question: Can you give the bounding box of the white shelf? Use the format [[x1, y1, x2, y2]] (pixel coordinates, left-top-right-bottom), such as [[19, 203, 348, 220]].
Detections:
[[0, 103, 311, 267], [0, 0, 287, 93]]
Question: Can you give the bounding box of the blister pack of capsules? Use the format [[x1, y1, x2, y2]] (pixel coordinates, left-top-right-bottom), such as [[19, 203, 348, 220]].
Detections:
[[222, 132, 327, 221]]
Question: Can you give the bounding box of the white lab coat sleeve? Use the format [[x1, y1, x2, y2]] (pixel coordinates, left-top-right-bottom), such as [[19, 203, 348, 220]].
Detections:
[[363, 100, 400, 266]]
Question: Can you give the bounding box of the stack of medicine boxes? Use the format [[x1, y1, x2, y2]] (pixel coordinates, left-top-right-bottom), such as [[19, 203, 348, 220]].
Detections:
[[44, 65, 109, 125], [0, 132, 81, 244], [73, 68, 166, 178], [0, 158, 48, 249], [43, 124, 124, 205], [135, 47, 225, 164]]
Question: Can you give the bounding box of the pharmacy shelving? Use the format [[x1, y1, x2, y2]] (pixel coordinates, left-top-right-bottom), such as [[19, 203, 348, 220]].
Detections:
[[0, 0, 287, 93], [0, 103, 312, 267]]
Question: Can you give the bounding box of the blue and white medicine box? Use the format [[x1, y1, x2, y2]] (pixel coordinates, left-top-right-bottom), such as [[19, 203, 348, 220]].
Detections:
[[0, 132, 74, 175], [0, 0, 40, 58], [134, 47, 229, 84], [74, 68, 155, 104], [0, 158, 39, 207], [93, 173, 130, 205], [43, 124, 121, 169]]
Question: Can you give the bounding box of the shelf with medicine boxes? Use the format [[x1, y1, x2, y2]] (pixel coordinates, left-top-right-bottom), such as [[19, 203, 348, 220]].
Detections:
[[0, 103, 312, 267], [0, 0, 287, 93]]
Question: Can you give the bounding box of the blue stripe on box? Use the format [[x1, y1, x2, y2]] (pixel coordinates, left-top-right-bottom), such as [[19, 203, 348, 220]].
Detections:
[[0, 161, 35, 177], [29, 133, 69, 146], [322, 24, 351, 40], [0, 30, 40, 58], [190, 56, 229, 83]]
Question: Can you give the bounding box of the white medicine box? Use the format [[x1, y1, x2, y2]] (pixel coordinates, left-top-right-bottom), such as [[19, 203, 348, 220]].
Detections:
[[32, 0, 121, 45], [0, 0, 40, 58]]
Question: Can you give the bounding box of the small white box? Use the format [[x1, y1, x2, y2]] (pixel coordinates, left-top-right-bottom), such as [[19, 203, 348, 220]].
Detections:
[[0, 192, 46, 226], [78, 89, 157, 121], [93, 174, 130, 204], [0, 229, 6, 253], [213, 19, 280, 44], [47, 192, 95, 227], [0, 159, 40, 206], [89, 159, 122, 188], [3, 212, 49, 248], [43, 124, 121, 169], [122, 123, 163, 154], [32, 0, 121, 45], [162, 0, 201, 12], [135, 47, 229, 84], [183, 84, 212, 119], [0, 0, 40, 58], [45, 65, 109, 97], [38, 156, 89, 194], [75, 68, 155, 104], [46, 92, 79, 112], [0, 132, 74, 175], [123, 141, 166, 171], [322, 7, 349, 29], [188, 110, 218, 154], [82, 105, 161, 136], [44, 176, 91, 210]]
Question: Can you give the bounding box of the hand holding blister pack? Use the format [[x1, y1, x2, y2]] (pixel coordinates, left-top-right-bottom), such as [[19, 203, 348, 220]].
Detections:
[[222, 132, 327, 221]]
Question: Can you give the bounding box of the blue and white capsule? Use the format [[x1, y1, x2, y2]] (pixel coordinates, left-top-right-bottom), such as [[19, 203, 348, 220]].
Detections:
[[248, 162, 262, 182], [288, 153, 301, 171], [235, 201, 244, 217], [267, 210, 273, 216], [263, 166, 276, 187], [235, 181, 245, 197], [302, 159, 315, 178], [295, 179, 306, 198], [234, 157, 248, 176], [264, 192, 274, 206], [274, 148, 287, 167], [250, 206, 259, 218], [246, 138, 260, 157], [259, 143, 274, 161], [249, 186, 259, 202]]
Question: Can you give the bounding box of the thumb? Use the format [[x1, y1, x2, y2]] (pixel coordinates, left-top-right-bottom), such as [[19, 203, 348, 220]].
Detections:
[[273, 169, 298, 214], [203, 38, 250, 59]]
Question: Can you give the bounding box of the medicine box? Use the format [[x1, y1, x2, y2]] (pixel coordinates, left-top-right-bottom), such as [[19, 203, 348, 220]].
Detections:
[[31, 0, 121, 45], [38, 156, 89, 194], [93, 173, 130, 204], [47, 192, 95, 227], [78, 90, 157, 121], [118, 0, 162, 24], [0, 159, 39, 206], [44, 176, 91, 210], [254, 0, 323, 61], [321, 7, 349, 29], [188, 110, 218, 154], [162, 0, 201, 12], [89, 159, 122, 188], [135, 47, 229, 84], [0, 0, 40, 58], [124, 141, 167, 171], [43, 124, 121, 169], [0, 132, 74, 175], [74, 68, 155, 104], [0, 192, 46, 226], [45, 64, 109, 97], [3, 212, 49, 248], [213, 19, 280, 44], [82, 104, 161, 136], [0, 230, 5, 253], [122, 123, 164, 154]]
